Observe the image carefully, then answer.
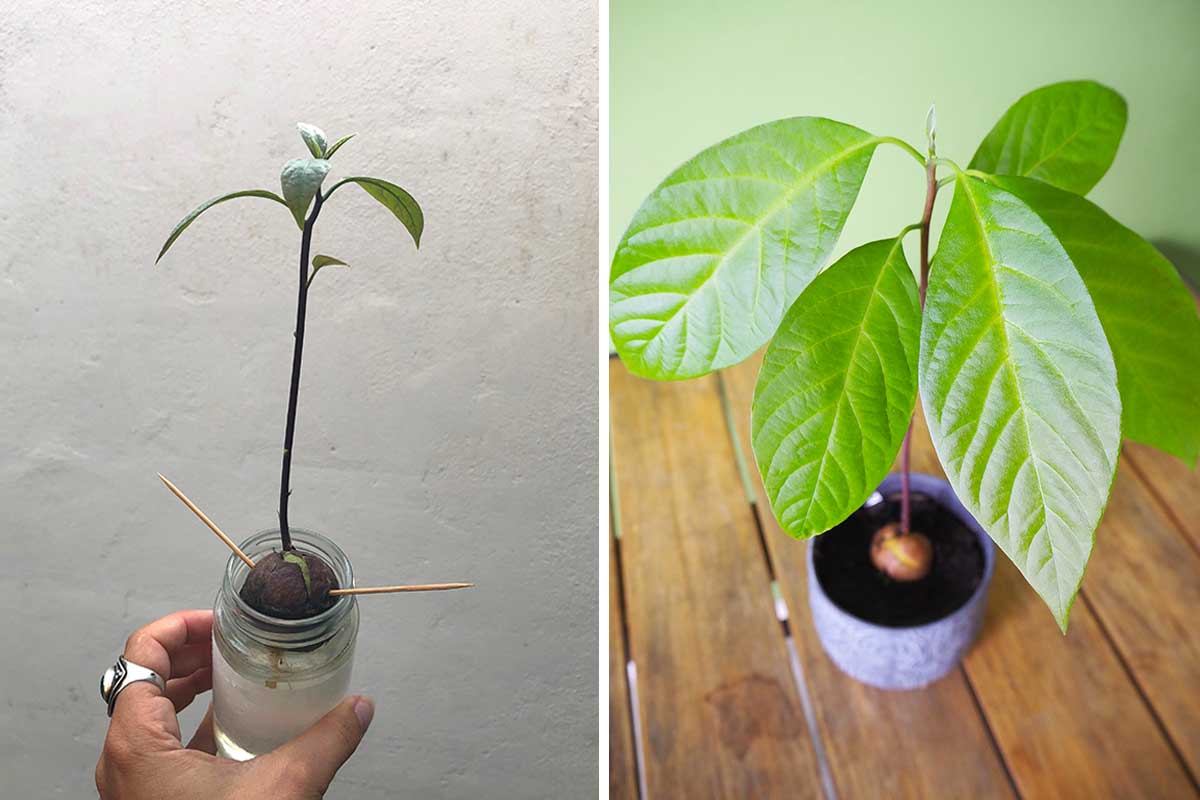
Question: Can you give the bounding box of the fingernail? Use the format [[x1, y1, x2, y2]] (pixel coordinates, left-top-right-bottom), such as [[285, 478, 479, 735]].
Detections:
[[353, 695, 374, 732]]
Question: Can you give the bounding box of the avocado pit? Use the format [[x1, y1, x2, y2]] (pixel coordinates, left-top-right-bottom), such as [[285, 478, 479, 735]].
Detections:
[[240, 550, 339, 619], [870, 522, 933, 582]]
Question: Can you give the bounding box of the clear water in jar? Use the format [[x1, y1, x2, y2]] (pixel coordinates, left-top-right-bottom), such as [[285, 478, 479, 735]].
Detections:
[[211, 633, 354, 760]]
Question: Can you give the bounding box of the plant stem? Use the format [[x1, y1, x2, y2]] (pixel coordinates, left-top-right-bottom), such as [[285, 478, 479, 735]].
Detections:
[[899, 157, 938, 535], [278, 191, 325, 551]]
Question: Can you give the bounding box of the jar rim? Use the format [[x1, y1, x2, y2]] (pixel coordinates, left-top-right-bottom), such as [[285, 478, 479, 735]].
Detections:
[[222, 527, 355, 641]]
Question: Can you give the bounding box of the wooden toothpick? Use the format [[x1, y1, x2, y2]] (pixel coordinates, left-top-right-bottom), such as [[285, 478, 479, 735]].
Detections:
[[156, 473, 471, 596], [157, 473, 256, 569], [330, 583, 474, 596]]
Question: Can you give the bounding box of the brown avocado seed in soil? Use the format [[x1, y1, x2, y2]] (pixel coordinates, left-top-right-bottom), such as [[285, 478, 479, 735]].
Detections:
[[870, 522, 933, 582], [239, 550, 339, 619]]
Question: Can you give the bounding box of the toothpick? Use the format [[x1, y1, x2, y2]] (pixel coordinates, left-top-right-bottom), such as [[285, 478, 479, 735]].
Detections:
[[329, 583, 474, 596], [157, 473, 256, 569], [156, 472, 471, 593]]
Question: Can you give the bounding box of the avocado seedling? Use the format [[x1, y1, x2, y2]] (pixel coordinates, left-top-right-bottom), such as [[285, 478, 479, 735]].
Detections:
[[158, 124, 467, 618], [610, 81, 1200, 638]]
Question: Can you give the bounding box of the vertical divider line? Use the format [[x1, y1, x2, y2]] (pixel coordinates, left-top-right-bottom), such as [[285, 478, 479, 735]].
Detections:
[[717, 373, 775, 577], [625, 661, 649, 800], [719, 370, 760, 508], [717, 372, 838, 800], [610, 437, 648, 798]]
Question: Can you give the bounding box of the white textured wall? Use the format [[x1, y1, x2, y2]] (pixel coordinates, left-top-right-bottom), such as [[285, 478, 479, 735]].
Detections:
[[0, 1, 598, 796]]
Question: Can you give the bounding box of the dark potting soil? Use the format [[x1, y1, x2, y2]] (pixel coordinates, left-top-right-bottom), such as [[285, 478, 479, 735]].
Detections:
[[812, 492, 984, 627]]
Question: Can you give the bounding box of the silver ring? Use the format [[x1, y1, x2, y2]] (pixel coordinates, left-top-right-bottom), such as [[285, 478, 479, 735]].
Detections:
[[100, 656, 166, 717]]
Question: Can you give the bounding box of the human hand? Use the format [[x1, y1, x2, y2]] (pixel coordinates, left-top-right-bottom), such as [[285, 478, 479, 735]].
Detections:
[[95, 610, 373, 799]]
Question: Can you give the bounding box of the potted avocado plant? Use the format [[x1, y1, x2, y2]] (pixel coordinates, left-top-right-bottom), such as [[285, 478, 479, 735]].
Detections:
[[610, 81, 1200, 689], [154, 124, 468, 757]]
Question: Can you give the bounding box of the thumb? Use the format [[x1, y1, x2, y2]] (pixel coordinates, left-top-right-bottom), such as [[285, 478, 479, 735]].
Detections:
[[263, 695, 374, 796]]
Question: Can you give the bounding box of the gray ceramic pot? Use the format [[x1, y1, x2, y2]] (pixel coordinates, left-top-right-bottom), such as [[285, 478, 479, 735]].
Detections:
[[807, 472, 995, 690]]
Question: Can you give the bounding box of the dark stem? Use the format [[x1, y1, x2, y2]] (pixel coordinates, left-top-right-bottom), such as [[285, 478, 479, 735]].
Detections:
[[278, 191, 325, 551], [899, 158, 938, 535]]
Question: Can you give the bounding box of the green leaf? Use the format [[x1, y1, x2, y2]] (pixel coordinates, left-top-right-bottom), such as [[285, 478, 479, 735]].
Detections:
[[324, 133, 356, 159], [326, 176, 423, 247], [308, 254, 350, 288], [156, 189, 288, 263], [312, 254, 349, 269], [969, 80, 1127, 195], [921, 176, 1121, 632], [610, 117, 882, 380], [298, 123, 328, 158], [990, 175, 1200, 465], [280, 158, 331, 228], [282, 551, 312, 595], [752, 238, 921, 538]]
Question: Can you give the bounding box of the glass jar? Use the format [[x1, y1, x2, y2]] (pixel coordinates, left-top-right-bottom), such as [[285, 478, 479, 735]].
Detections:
[[211, 528, 358, 761]]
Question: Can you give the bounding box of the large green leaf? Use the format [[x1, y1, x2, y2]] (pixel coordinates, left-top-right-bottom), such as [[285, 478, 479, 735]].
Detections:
[[921, 176, 1121, 631], [752, 238, 921, 538], [990, 175, 1200, 466], [281, 158, 331, 228], [326, 176, 423, 247], [610, 117, 882, 380], [969, 81, 1127, 196], [156, 189, 288, 263]]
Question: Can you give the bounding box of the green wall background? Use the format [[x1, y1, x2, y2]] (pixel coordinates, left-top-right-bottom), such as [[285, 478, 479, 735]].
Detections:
[[610, 0, 1200, 289]]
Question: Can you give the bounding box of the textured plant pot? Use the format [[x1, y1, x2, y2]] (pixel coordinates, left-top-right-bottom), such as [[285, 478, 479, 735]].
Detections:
[[807, 472, 995, 690]]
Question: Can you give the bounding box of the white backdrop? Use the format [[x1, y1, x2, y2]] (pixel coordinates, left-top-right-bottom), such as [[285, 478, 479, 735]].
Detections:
[[0, 1, 598, 796]]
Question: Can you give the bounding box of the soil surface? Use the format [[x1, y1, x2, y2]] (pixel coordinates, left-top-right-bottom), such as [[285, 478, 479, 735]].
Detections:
[[812, 491, 984, 627]]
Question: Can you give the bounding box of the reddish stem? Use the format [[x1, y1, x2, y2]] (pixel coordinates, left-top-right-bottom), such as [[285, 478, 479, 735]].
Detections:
[[899, 158, 938, 534]]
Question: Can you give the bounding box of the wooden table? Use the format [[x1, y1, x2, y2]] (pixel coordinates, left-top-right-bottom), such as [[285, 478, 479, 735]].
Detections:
[[609, 353, 1200, 799]]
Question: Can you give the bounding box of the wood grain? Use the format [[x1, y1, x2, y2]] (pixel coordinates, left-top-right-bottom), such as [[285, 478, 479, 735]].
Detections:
[[609, 526, 639, 800], [610, 360, 824, 798], [1082, 465, 1200, 781], [1121, 442, 1200, 554], [906, 406, 1196, 798], [723, 354, 1015, 800]]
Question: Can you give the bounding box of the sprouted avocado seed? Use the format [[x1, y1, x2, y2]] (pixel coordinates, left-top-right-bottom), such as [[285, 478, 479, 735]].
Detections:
[[240, 550, 339, 619], [870, 523, 933, 582]]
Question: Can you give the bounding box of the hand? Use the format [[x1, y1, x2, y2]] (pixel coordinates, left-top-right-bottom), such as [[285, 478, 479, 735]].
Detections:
[[95, 610, 374, 799]]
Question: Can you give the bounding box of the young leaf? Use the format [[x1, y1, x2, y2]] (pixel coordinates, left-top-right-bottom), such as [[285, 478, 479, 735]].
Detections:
[[921, 176, 1121, 632], [752, 238, 921, 538], [610, 117, 882, 380], [312, 254, 349, 269], [281, 158, 331, 229], [324, 133, 356, 159], [156, 189, 288, 263], [308, 254, 350, 287], [325, 176, 423, 247], [990, 175, 1200, 465], [298, 123, 328, 158], [969, 80, 1127, 195]]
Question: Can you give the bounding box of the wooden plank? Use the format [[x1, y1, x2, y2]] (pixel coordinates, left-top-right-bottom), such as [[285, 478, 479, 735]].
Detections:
[[609, 360, 824, 798], [609, 526, 639, 800], [723, 354, 1015, 800], [1121, 442, 1200, 554], [1082, 465, 1200, 781], [905, 407, 1197, 798]]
